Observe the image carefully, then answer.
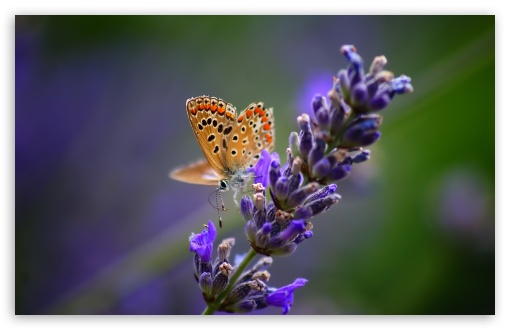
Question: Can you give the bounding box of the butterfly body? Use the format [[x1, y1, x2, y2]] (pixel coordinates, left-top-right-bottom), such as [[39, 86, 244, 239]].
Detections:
[[170, 95, 275, 192]]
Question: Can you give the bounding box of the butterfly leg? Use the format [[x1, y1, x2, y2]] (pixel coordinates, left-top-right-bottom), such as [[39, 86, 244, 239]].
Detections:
[[215, 190, 230, 228], [214, 190, 226, 228], [232, 188, 240, 208], [218, 190, 227, 211]]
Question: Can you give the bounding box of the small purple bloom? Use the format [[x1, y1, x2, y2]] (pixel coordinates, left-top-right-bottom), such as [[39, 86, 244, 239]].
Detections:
[[327, 164, 351, 181], [307, 137, 326, 170], [274, 176, 290, 201], [294, 230, 313, 244], [353, 150, 371, 163], [277, 220, 306, 242], [253, 149, 271, 187], [351, 82, 368, 105], [240, 196, 254, 221], [391, 75, 413, 95], [189, 220, 217, 263], [253, 149, 280, 188], [315, 106, 330, 131], [269, 160, 281, 187], [266, 278, 308, 315], [369, 92, 391, 111], [311, 94, 327, 116]]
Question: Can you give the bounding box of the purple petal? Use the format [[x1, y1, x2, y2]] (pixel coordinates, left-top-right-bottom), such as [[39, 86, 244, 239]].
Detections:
[[266, 278, 308, 315], [254, 149, 271, 187], [189, 220, 216, 263]]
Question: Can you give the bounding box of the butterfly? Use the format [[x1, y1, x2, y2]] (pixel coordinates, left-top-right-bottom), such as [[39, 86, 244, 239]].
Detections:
[[169, 96, 275, 226]]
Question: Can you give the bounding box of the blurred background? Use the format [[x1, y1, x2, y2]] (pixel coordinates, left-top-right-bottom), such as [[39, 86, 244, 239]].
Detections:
[[15, 15, 494, 315]]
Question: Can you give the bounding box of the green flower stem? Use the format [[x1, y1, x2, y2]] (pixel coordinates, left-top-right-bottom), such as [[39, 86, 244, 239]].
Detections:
[[201, 247, 258, 315]]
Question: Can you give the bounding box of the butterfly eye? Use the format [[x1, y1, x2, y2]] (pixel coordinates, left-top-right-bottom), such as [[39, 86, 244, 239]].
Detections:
[[219, 180, 228, 190]]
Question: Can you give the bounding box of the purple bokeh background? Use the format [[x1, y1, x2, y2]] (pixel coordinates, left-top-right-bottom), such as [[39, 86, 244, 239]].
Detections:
[[15, 16, 495, 315]]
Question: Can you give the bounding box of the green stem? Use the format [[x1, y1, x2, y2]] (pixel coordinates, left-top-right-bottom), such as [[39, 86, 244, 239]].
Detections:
[[202, 304, 216, 315], [201, 247, 258, 315]]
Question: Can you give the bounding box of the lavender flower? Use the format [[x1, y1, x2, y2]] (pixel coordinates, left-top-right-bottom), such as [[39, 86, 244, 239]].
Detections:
[[189, 219, 217, 263], [265, 278, 308, 315], [284, 45, 413, 185], [190, 221, 308, 314], [188, 45, 413, 315]]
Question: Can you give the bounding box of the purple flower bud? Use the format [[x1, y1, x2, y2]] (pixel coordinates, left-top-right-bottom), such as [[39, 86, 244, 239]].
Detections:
[[391, 75, 413, 94], [269, 160, 281, 189], [312, 94, 327, 116], [266, 278, 308, 315], [240, 196, 254, 221], [329, 98, 349, 136], [261, 222, 272, 235], [304, 193, 342, 217], [226, 300, 257, 313], [245, 219, 257, 243], [351, 82, 368, 106], [224, 282, 252, 306], [256, 222, 273, 247], [304, 184, 337, 204], [307, 137, 326, 170], [341, 45, 364, 77], [274, 176, 290, 201], [315, 106, 330, 131], [312, 157, 332, 179], [298, 116, 313, 160], [253, 149, 271, 188], [342, 115, 382, 148], [369, 92, 391, 111], [193, 254, 200, 277], [189, 220, 217, 263], [294, 230, 313, 244], [286, 183, 319, 209], [199, 272, 213, 296], [326, 164, 351, 181], [293, 205, 313, 219], [366, 78, 379, 99], [300, 133, 313, 162], [199, 258, 212, 276], [337, 69, 350, 98], [353, 150, 371, 163], [283, 174, 299, 197], [324, 194, 342, 209], [270, 151, 280, 165], [277, 220, 307, 242], [211, 272, 228, 295], [266, 204, 277, 222], [297, 113, 312, 132], [254, 208, 267, 231], [360, 131, 381, 146], [269, 242, 297, 257]]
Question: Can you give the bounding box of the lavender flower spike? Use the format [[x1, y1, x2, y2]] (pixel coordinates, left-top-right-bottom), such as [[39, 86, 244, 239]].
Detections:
[[266, 278, 308, 315], [189, 220, 217, 263]]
